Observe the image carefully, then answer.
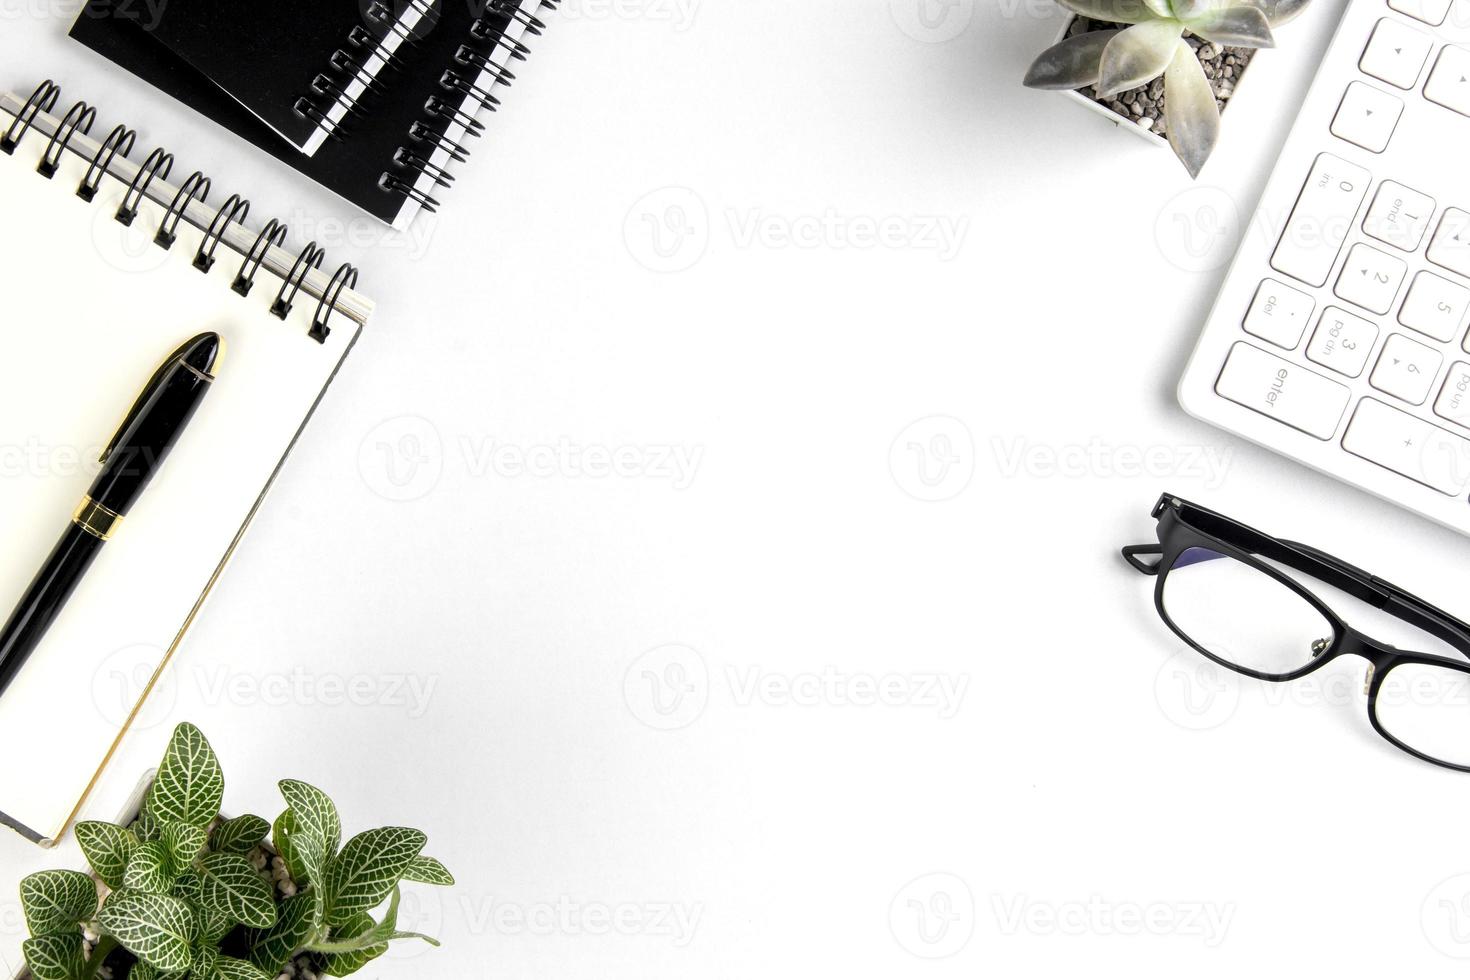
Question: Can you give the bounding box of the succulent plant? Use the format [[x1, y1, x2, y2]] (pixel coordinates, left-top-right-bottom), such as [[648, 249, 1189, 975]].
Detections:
[[1024, 0, 1312, 177]]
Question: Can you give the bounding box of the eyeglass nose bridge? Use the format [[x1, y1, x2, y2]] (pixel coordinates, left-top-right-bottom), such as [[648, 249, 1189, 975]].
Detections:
[[1327, 627, 1403, 687]]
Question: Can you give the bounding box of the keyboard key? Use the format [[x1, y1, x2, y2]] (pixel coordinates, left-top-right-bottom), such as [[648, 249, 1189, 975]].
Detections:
[[1359, 18, 1433, 89], [1308, 306, 1380, 376], [1371, 333, 1444, 403], [1331, 82, 1404, 152], [1389, 0, 1452, 25], [1343, 398, 1470, 494], [1335, 243, 1408, 313], [1363, 180, 1435, 251], [1216, 342, 1351, 439], [1428, 208, 1470, 277], [1400, 270, 1470, 342], [1243, 279, 1315, 348], [1435, 362, 1470, 429], [1271, 154, 1373, 287], [1425, 45, 1470, 116]]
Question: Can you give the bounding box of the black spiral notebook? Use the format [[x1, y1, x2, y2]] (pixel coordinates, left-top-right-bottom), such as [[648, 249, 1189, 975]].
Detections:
[[146, 0, 435, 156], [71, 0, 555, 228]]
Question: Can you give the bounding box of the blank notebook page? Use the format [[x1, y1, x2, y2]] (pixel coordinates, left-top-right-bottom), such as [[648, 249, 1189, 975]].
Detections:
[[0, 105, 359, 844]]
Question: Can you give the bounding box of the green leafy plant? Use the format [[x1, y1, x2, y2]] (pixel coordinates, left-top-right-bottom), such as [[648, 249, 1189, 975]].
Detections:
[[18, 723, 454, 980], [1023, 0, 1311, 177]]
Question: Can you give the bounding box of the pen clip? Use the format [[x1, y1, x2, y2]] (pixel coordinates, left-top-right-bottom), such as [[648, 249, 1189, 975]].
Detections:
[[99, 338, 195, 465]]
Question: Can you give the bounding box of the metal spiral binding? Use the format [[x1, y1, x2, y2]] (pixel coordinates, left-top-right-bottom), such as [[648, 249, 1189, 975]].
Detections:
[[313, 263, 359, 343], [37, 99, 95, 179], [194, 193, 250, 273], [155, 171, 212, 250], [233, 218, 289, 297], [9, 81, 364, 343], [293, 0, 424, 140], [0, 78, 58, 155], [116, 146, 174, 227], [271, 242, 325, 320], [380, 0, 557, 211], [78, 123, 135, 203]]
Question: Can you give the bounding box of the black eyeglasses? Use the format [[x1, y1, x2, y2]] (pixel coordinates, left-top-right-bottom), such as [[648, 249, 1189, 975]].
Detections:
[[1124, 493, 1470, 773]]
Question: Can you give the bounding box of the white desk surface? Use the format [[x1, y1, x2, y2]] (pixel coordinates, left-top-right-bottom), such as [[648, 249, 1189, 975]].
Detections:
[[6, 1, 1470, 976]]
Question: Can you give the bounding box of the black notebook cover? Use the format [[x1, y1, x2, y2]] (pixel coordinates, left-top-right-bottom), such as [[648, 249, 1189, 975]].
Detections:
[[71, 0, 546, 227], [147, 0, 421, 154]]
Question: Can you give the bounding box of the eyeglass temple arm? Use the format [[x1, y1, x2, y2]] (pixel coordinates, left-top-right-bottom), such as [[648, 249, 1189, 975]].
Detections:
[[1279, 538, 1470, 659]]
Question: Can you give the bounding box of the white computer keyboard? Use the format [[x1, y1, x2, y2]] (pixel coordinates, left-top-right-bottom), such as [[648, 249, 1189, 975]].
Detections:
[[1181, 0, 1470, 532]]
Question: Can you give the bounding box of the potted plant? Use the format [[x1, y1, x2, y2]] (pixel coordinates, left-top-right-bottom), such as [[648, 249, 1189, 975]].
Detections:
[[1023, 0, 1311, 177], [15, 723, 454, 980]]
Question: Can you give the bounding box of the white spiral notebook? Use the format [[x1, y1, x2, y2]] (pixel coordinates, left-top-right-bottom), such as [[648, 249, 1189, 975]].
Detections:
[[0, 82, 375, 846]]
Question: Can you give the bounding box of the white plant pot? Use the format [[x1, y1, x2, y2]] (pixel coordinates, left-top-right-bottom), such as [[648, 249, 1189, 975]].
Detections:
[[1052, 15, 1256, 150]]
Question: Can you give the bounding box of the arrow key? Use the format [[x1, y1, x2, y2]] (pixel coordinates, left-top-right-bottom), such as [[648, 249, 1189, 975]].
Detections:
[[1425, 44, 1470, 117], [1334, 242, 1408, 314], [1429, 208, 1470, 278], [1371, 333, 1444, 405], [1360, 18, 1433, 89], [1331, 81, 1404, 152]]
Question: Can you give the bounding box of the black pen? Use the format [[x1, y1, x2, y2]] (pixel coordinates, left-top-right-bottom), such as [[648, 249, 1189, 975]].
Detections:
[[0, 333, 222, 698]]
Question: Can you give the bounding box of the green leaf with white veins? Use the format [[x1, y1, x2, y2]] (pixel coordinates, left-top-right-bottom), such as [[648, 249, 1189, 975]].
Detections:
[[323, 828, 427, 926], [279, 780, 341, 857], [123, 841, 174, 894], [22, 933, 86, 980], [97, 889, 196, 973], [320, 911, 390, 977], [212, 814, 270, 855], [19, 870, 98, 937], [213, 955, 274, 980], [76, 821, 137, 890], [144, 723, 224, 828], [199, 852, 278, 929], [248, 893, 317, 975], [194, 946, 273, 980], [272, 809, 308, 884], [402, 856, 454, 886], [161, 822, 208, 871]]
